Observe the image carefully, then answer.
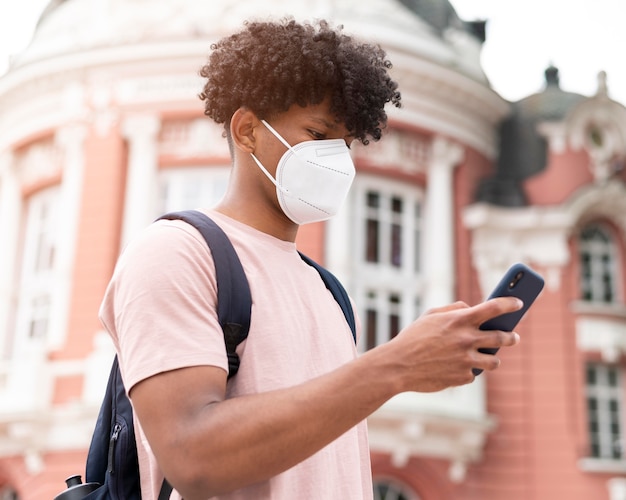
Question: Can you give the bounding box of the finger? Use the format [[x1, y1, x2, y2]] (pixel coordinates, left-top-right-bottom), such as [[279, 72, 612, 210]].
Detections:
[[473, 352, 502, 373], [470, 296, 523, 326], [423, 301, 469, 316], [473, 330, 521, 351]]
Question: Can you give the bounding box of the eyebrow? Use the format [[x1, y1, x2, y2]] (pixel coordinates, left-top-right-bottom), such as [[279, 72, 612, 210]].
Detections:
[[309, 115, 334, 128], [309, 116, 340, 130], [307, 114, 354, 140]]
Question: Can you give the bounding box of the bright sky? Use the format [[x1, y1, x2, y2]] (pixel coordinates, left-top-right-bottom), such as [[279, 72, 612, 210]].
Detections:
[[450, 0, 626, 104], [1, 0, 626, 106]]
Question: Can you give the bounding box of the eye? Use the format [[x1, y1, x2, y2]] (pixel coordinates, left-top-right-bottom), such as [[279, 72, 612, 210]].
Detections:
[[308, 129, 326, 140]]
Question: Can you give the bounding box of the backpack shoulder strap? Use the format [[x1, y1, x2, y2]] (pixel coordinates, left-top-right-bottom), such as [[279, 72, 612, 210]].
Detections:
[[298, 252, 356, 343], [158, 209, 252, 378], [154, 210, 253, 499]]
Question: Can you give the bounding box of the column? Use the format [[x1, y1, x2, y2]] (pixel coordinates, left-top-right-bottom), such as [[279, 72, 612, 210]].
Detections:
[[325, 197, 353, 285], [0, 151, 20, 358], [120, 114, 161, 249], [422, 136, 464, 310], [48, 125, 88, 351]]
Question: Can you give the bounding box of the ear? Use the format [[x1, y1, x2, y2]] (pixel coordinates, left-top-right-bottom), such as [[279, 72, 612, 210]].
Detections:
[[230, 107, 260, 154]]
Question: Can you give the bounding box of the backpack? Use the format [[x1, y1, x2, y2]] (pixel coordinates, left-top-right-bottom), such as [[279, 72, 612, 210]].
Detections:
[[72, 210, 356, 500]]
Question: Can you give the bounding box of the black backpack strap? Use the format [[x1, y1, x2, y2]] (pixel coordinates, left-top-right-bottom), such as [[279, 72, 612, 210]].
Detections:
[[158, 210, 252, 377], [298, 252, 356, 343], [153, 210, 252, 499], [158, 480, 173, 500]]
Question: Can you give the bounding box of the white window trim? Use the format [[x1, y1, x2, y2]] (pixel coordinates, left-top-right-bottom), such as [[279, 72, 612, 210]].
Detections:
[[579, 224, 622, 304], [585, 363, 624, 460], [349, 174, 424, 349], [14, 186, 61, 355]]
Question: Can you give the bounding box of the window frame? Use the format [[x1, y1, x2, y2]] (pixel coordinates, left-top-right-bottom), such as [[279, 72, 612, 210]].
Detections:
[[351, 175, 424, 351], [14, 185, 61, 354], [585, 362, 624, 460], [578, 223, 621, 305]]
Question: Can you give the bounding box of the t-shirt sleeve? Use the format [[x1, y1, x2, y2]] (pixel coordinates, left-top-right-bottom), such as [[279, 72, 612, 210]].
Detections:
[[99, 219, 229, 393]]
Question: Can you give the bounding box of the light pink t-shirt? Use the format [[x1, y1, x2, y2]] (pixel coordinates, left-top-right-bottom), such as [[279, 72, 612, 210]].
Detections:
[[98, 210, 372, 500]]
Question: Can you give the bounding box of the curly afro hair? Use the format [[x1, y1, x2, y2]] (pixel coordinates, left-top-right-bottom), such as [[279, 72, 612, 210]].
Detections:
[[198, 18, 401, 145]]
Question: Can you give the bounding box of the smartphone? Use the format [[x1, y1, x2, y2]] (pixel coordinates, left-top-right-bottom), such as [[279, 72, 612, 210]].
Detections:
[[472, 262, 545, 376]]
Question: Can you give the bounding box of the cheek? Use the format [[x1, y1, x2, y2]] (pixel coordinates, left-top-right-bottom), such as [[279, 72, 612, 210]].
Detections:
[[264, 146, 288, 175]]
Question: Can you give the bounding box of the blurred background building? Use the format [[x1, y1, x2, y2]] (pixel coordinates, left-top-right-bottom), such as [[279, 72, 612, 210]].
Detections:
[[0, 0, 625, 498]]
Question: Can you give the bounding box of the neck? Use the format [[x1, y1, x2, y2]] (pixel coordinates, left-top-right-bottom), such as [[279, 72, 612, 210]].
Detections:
[[214, 168, 299, 242]]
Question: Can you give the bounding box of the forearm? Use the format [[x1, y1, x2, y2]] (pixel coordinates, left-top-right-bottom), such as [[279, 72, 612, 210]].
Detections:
[[137, 298, 522, 498], [161, 345, 399, 498]]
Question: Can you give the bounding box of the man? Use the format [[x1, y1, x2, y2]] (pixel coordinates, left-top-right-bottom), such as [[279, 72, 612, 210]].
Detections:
[[99, 18, 521, 499]]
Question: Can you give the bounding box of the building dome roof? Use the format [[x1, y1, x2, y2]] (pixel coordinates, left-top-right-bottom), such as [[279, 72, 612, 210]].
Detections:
[[13, 0, 487, 82], [476, 66, 586, 207], [397, 0, 486, 41], [515, 65, 586, 122]]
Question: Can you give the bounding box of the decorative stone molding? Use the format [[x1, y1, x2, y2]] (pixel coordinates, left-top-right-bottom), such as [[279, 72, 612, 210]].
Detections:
[[576, 315, 626, 363], [464, 203, 571, 293], [566, 179, 626, 235], [0, 69, 90, 151], [351, 128, 429, 174], [369, 360, 493, 483], [159, 118, 229, 158], [566, 71, 626, 184], [536, 121, 568, 154], [15, 138, 63, 188], [389, 54, 509, 160], [369, 394, 495, 483], [464, 179, 626, 294]]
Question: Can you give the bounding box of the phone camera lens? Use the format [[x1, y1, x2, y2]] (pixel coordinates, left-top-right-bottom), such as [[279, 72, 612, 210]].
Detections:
[[508, 271, 525, 289]]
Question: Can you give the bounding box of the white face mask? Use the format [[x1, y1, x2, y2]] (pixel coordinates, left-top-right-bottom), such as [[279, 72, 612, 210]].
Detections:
[[250, 120, 356, 225]]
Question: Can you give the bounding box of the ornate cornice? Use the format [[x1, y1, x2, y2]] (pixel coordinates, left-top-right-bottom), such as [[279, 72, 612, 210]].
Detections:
[[463, 179, 626, 293], [388, 51, 510, 159]]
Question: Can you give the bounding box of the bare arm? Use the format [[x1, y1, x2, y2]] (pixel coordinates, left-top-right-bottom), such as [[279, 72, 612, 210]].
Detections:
[[130, 296, 521, 499]]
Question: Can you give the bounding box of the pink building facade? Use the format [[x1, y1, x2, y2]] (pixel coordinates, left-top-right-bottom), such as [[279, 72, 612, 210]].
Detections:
[[0, 1, 625, 499]]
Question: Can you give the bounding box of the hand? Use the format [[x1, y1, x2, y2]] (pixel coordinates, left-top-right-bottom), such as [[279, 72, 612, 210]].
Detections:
[[386, 297, 522, 393]]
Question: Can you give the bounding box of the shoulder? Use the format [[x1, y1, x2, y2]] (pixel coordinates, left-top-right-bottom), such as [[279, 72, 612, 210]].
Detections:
[[106, 218, 220, 308], [120, 219, 212, 271]]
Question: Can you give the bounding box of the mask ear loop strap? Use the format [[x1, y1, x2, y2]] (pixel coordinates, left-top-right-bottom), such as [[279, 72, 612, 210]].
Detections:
[[261, 119, 294, 151], [250, 153, 279, 187], [251, 119, 297, 197], [250, 152, 292, 197]]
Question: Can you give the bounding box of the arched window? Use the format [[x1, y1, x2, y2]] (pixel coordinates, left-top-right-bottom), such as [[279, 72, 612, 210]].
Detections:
[[579, 224, 619, 304], [373, 478, 420, 500]]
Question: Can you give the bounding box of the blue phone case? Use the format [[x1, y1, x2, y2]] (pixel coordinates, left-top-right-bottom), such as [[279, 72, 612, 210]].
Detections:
[[472, 263, 545, 376]]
